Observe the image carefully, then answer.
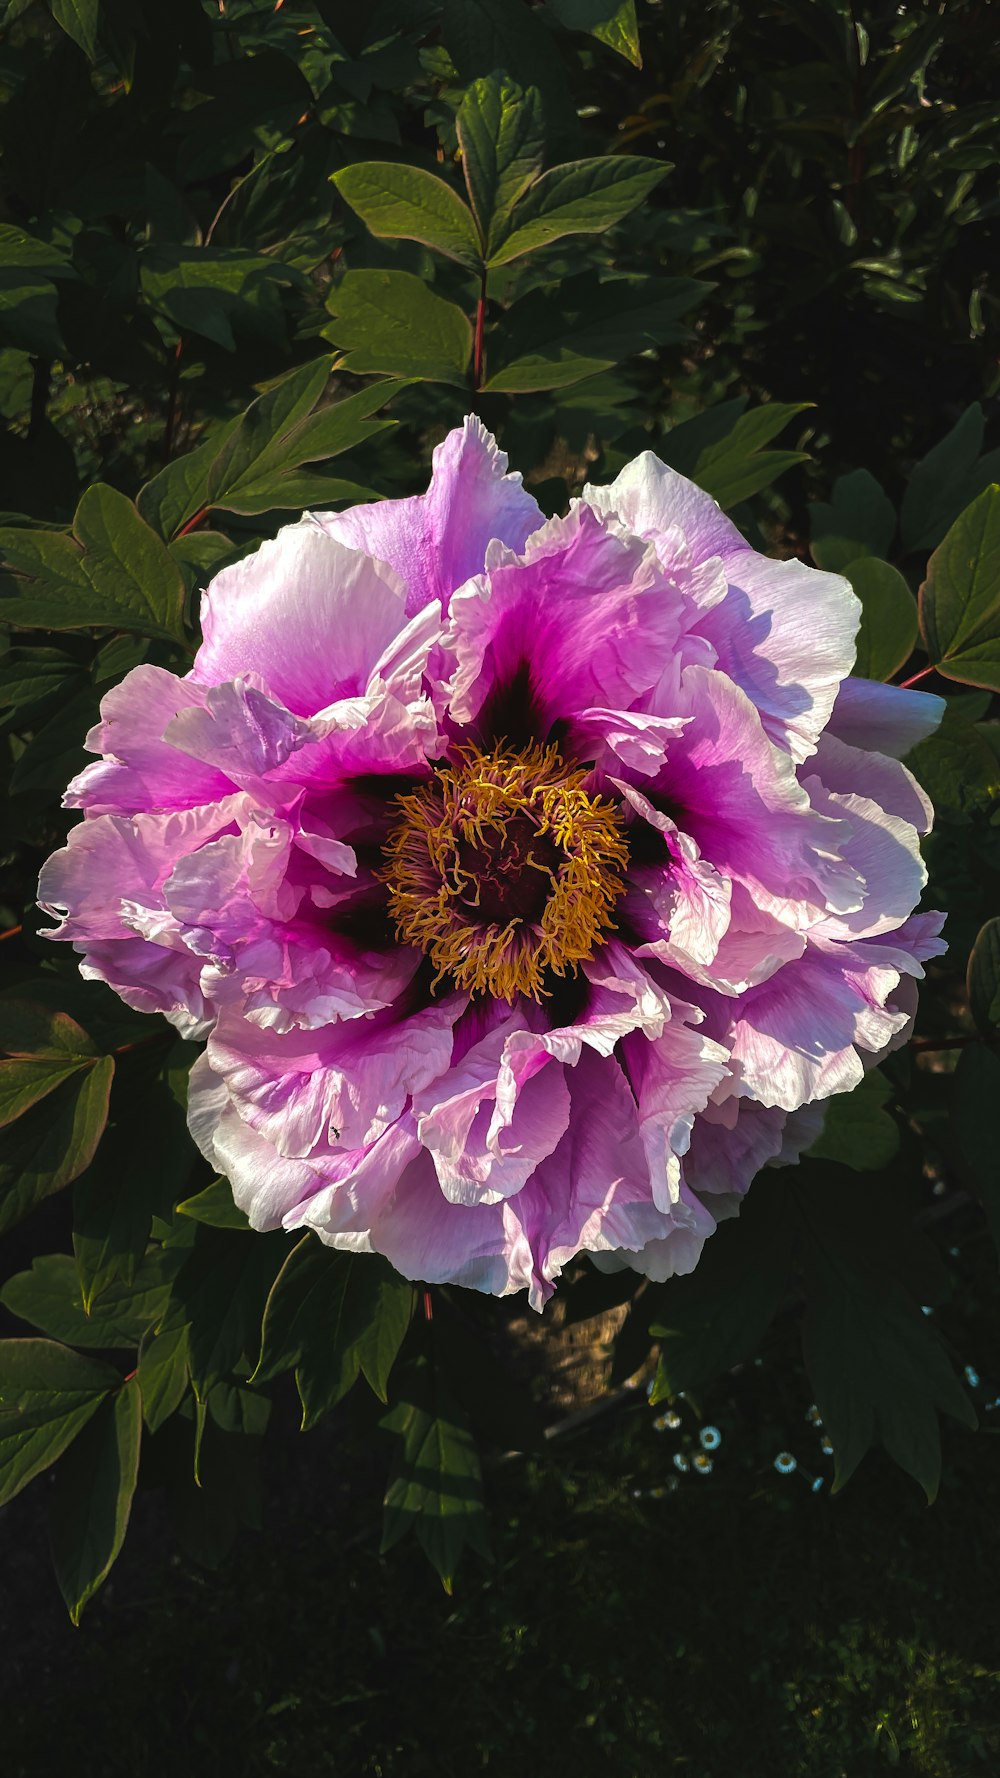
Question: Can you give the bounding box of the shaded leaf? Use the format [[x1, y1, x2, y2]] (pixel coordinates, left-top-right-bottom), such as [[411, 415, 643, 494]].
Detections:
[[906, 711, 1000, 825], [0, 1252, 171, 1349], [138, 363, 396, 537], [137, 1325, 190, 1433], [0, 1057, 92, 1128], [381, 1350, 490, 1593], [72, 1068, 195, 1306], [796, 1174, 975, 1501], [166, 1225, 289, 1399], [0, 999, 98, 1060], [484, 274, 705, 392], [648, 1183, 794, 1401], [919, 483, 1000, 691], [810, 467, 896, 571], [49, 1377, 142, 1624], [547, 0, 641, 65], [0, 491, 186, 641], [806, 1069, 901, 1171], [50, 0, 100, 60], [967, 917, 1000, 1033], [0, 1338, 119, 1508], [254, 1237, 413, 1426], [0, 1056, 114, 1235], [177, 1177, 249, 1230], [846, 557, 918, 681], [901, 404, 994, 553]]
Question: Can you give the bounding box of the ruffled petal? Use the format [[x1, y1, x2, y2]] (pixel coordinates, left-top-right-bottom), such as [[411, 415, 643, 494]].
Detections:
[[446, 504, 685, 733], [191, 525, 408, 713], [309, 416, 543, 618]]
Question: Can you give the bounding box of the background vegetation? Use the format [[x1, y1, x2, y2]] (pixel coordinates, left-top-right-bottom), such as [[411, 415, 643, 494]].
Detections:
[[0, 1, 998, 1771]]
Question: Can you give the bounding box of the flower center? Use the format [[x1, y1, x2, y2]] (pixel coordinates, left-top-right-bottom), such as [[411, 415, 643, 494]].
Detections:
[[382, 742, 628, 1001]]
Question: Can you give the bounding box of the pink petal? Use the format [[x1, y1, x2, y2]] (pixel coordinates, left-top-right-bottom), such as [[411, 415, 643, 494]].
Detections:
[[310, 416, 543, 618], [192, 525, 408, 713]]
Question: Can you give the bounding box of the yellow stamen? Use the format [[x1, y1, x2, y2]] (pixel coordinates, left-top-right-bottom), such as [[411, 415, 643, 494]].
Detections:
[[381, 742, 628, 1001]]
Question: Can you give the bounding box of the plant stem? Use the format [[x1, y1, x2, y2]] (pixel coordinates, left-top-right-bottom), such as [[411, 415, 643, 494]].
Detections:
[[898, 664, 936, 689], [473, 267, 487, 390], [174, 503, 210, 540]]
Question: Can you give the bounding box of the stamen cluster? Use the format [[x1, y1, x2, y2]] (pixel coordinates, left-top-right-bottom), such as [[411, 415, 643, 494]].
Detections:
[[382, 742, 628, 1001]]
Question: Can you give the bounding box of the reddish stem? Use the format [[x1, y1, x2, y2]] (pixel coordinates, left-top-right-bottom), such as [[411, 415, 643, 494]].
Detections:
[[112, 1031, 174, 1058], [898, 664, 935, 690], [473, 269, 487, 390], [0, 925, 23, 943], [175, 504, 210, 540], [422, 1289, 434, 1322]]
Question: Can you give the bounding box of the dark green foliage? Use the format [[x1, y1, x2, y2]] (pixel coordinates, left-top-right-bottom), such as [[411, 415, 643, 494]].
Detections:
[[0, 0, 997, 1616]]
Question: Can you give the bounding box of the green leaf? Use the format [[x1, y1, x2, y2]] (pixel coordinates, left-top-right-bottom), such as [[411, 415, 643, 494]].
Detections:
[[0, 491, 186, 642], [691, 401, 812, 508], [798, 1203, 975, 1502], [324, 271, 472, 385], [919, 484, 1000, 691], [483, 274, 706, 392], [50, 0, 101, 60], [0, 1056, 114, 1235], [901, 404, 993, 553], [0, 1252, 171, 1349], [381, 1351, 490, 1593], [138, 363, 397, 537], [0, 1057, 97, 1129], [8, 684, 100, 794], [648, 1184, 794, 1401], [49, 1377, 142, 1624], [967, 917, 1000, 1033], [166, 1225, 289, 1399], [207, 1379, 270, 1439], [73, 1069, 195, 1306], [136, 1325, 190, 1433], [253, 1237, 413, 1426], [0, 646, 85, 729], [456, 72, 545, 256], [0, 1000, 98, 1060], [139, 244, 299, 352], [177, 1177, 249, 1230], [488, 154, 668, 266], [657, 397, 748, 478], [810, 468, 897, 572], [0, 1338, 119, 1508], [332, 163, 481, 270], [547, 0, 642, 66], [846, 557, 918, 681], [73, 484, 188, 642], [160, 1410, 263, 1569], [906, 710, 1000, 825], [806, 1069, 901, 1171], [0, 226, 74, 355]]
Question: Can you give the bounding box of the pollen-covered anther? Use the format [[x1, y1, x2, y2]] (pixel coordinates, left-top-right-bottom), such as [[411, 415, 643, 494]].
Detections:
[[382, 742, 628, 1000]]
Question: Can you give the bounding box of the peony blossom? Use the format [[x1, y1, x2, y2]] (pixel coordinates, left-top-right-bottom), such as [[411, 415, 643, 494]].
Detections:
[[39, 420, 945, 1308]]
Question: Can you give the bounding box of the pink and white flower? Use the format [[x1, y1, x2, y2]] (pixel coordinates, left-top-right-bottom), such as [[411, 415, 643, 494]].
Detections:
[[39, 420, 945, 1308]]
